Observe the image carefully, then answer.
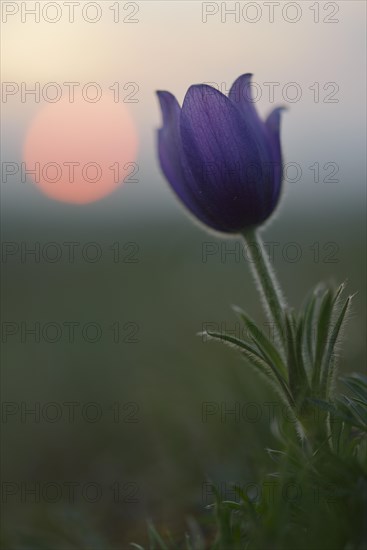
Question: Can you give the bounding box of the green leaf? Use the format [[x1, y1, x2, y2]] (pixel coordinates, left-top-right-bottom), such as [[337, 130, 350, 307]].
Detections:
[[147, 521, 169, 550], [341, 373, 367, 403], [185, 534, 193, 550], [266, 448, 287, 463], [204, 330, 294, 407], [296, 315, 306, 379], [343, 396, 367, 428], [303, 285, 325, 369], [241, 349, 294, 408], [210, 485, 233, 548], [232, 305, 287, 379], [285, 313, 308, 405], [329, 412, 344, 453], [185, 518, 205, 550], [319, 295, 352, 399], [203, 330, 265, 361], [233, 484, 258, 508], [311, 397, 366, 432], [311, 289, 333, 393]]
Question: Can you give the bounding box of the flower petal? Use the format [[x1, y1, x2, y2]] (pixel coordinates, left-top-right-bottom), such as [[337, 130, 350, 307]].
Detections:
[[229, 74, 279, 211], [265, 107, 286, 202], [180, 84, 274, 230], [229, 73, 264, 131], [156, 90, 223, 229], [266, 106, 285, 162], [156, 91, 186, 196]]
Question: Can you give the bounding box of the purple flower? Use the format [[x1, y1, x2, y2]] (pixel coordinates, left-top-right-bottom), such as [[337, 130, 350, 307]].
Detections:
[[156, 74, 285, 233]]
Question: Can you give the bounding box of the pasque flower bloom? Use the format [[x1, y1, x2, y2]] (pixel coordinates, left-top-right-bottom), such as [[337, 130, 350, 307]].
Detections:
[[156, 74, 285, 233]]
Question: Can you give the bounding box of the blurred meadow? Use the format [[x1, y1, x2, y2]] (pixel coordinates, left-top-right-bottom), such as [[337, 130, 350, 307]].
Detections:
[[1, 1, 366, 548]]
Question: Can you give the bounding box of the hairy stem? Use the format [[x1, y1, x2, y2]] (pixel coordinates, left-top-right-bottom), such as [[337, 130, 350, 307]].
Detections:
[[242, 228, 287, 356]]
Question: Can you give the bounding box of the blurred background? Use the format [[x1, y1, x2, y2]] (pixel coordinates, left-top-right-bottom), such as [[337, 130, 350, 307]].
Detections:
[[1, 1, 366, 547]]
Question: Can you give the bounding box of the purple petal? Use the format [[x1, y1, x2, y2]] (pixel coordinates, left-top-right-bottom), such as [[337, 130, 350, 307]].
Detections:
[[156, 91, 185, 193], [156, 90, 223, 229], [180, 84, 274, 229], [228, 73, 264, 131], [265, 107, 286, 202], [230, 73, 279, 201]]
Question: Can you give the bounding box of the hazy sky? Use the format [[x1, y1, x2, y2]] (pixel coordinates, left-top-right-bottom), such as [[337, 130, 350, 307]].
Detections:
[[1, 1, 366, 217]]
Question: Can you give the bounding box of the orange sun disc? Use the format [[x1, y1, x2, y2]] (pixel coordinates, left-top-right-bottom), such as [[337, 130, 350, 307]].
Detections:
[[23, 91, 138, 204]]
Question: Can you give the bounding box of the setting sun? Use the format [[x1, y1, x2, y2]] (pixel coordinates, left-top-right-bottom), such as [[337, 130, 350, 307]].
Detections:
[[23, 91, 138, 204]]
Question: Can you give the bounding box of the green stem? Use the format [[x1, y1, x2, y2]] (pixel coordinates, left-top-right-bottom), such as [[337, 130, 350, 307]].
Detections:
[[242, 228, 287, 355], [242, 230, 331, 451]]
